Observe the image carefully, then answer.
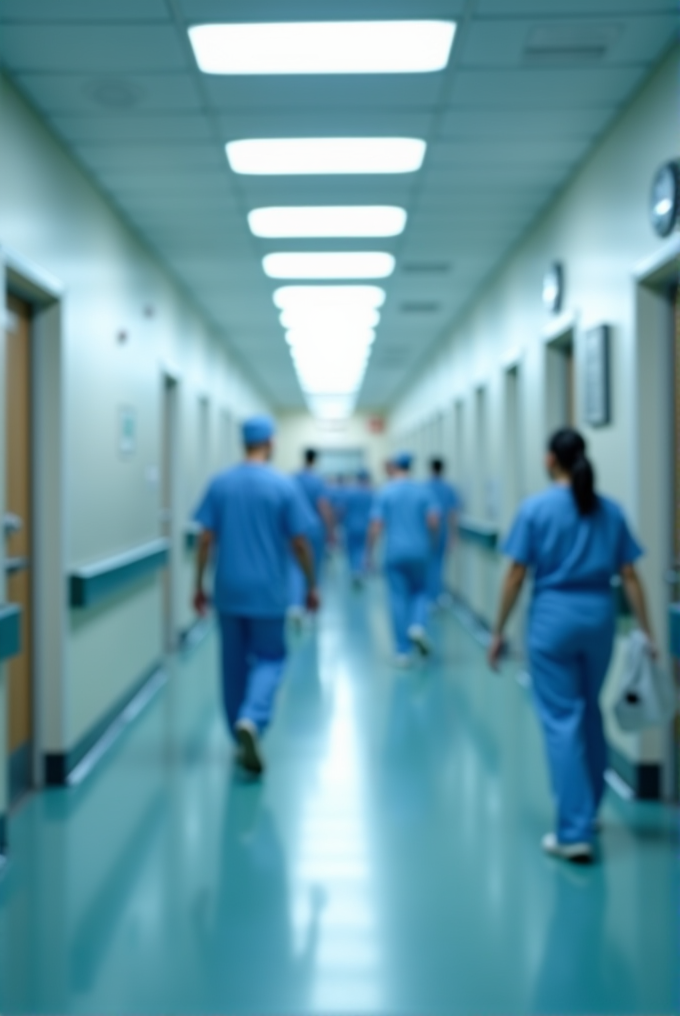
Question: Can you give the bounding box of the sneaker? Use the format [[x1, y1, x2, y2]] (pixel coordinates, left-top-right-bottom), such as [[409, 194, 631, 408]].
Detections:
[[235, 719, 264, 776], [408, 625, 430, 656], [541, 832, 593, 864], [393, 653, 412, 669]]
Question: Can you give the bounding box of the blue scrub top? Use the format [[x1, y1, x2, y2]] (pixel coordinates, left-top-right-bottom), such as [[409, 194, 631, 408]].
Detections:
[[194, 462, 310, 617], [428, 478, 461, 548], [503, 485, 643, 598], [343, 485, 374, 536], [294, 469, 327, 537], [372, 479, 439, 565]]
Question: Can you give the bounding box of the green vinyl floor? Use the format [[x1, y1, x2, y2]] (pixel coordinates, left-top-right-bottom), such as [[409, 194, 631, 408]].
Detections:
[[0, 564, 678, 1015]]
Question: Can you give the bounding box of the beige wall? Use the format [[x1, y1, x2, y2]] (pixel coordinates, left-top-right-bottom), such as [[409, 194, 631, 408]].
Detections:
[[0, 73, 268, 786], [275, 411, 389, 480], [389, 48, 680, 782]]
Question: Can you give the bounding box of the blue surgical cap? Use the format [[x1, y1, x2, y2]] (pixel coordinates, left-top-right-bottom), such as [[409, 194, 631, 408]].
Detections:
[[394, 452, 413, 470], [242, 415, 275, 446]]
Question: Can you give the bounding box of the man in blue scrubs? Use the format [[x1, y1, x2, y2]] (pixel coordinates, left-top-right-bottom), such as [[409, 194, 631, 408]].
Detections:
[[342, 469, 374, 586], [193, 416, 318, 775], [427, 457, 461, 607], [289, 449, 334, 620], [368, 453, 440, 664]]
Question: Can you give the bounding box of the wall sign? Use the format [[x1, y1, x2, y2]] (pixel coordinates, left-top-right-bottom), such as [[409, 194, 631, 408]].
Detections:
[[584, 325, 611, 427], [650, 161, 680, 238], [118, 405, 137, 456], [542, 262, 564, 314]]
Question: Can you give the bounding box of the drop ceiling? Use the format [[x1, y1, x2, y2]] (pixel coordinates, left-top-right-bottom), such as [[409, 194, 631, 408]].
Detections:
[[0, 0, 676, 409]]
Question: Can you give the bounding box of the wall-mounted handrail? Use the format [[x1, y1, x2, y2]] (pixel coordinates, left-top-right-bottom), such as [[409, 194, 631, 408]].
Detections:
[[70, 538, 169, 608], [0, 603, 21, 661], [457, 518, 499, 551]]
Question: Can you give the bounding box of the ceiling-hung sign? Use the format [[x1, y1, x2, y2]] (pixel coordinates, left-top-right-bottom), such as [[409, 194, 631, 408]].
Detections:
[[650, 161, 680, 238], [542, 262, 564, 314]]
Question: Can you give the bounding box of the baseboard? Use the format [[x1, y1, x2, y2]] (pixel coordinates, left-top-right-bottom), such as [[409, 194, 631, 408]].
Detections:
[[446, 589, 494, 648], [608, 745, 661, 800], [44, 661, 165, 786]]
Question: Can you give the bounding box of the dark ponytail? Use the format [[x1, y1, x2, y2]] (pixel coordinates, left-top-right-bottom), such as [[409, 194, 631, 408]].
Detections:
[[548, 428, 598, 515]]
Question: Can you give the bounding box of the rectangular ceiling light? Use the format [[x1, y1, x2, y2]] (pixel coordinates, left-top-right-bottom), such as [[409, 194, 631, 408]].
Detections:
[[280, 307, 380, 330], [189, 21, 456, 75], [306, 394, 357, 421], [227, 138, 425, 175], [274, 285, 386, 311], [286, 328, 376, 348], [263, 252, 395, 280], [249, 206, 407, 238]]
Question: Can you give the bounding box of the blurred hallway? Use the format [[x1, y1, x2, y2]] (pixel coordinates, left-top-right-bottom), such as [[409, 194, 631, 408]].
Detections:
[[0, 565, 676, 1016]]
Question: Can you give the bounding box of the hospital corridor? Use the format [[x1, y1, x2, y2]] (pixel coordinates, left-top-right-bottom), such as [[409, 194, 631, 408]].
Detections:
[[0, 1, 679, 1014]]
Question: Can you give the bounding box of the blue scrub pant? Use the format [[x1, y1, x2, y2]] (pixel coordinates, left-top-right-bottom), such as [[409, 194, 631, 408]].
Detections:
[[289, 530, 324, 608], [427, 539, 447, 602], [218, 614, 287, 735], [346, 529, 368, 578], [385, 560, 429, 655], [529, 594, 615, 845]]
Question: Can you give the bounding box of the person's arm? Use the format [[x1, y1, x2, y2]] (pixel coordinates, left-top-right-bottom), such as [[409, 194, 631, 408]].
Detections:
[[194, 529, 214, 614], [487, 561, 527, 670], [427, 510, 440, 535], [291, 534, 320, 611], [367, 518, 383, 567], [447, 508, 459, 548], [620, 562, 657, 654], [318, 496, 335, 543]]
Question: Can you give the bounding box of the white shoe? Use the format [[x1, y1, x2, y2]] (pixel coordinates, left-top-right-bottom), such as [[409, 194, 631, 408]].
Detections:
[[541, 832, 593, 864], [408, 625, 430, 656], [393, 653, 412, 669], [235, 719, 264, 776]]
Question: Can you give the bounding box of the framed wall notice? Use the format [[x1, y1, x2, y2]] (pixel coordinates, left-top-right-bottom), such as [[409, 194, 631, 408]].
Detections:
[[584, 325, 611, 427], [118, 405, 137, 456]]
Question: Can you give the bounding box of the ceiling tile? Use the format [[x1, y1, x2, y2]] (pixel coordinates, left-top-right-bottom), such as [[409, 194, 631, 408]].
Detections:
[[449, 65, 650, 107], [203, 74, 444, 112], [50, 113, 213, 143], [0, 25, 187, 72], [0, 0, 168, 19], [438, 105, 615, 140], [14, 72, 203, 114]]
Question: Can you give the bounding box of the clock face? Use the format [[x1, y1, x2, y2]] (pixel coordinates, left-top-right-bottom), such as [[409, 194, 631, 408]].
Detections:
[[542, 263, 563, 313], [650, 162, 679, 238]]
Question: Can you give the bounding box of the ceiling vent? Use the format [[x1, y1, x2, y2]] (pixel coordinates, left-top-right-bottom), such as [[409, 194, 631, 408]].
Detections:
[[401, 262, 450, 274], [400, 301, 441, 314], [85, 78, 143, 110], [524, 23, 622, 66]]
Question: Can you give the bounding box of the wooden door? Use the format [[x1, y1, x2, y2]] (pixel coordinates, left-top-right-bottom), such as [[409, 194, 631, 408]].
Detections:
[[5, 295, 33, 801]]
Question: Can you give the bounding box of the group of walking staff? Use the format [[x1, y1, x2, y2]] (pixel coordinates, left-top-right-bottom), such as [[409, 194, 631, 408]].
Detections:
[[192, 414, 655, 864]]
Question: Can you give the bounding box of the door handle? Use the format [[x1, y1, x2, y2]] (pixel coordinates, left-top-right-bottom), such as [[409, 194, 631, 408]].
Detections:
[[3, 514, 22, 536]]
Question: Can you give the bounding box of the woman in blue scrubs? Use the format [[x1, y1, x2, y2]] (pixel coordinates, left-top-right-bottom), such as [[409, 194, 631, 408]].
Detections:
[[488, 428, 656, 862]]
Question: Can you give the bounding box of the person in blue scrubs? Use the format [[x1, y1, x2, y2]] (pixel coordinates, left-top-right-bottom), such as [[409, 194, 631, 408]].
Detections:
[[427, 457, 462, 606], [368, 453, 440, 664], [488, 428, 656, 862], [289, 448, 334, 620], [193, 416, 319, 775], [343, 469, 374, 586]]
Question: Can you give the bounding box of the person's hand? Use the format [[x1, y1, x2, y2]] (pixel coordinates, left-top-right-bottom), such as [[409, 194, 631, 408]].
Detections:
[[193, 588, 210, 616], [306, 587, 321, 613], [644, 635, 659, 661], [487, 632, 504, 671]]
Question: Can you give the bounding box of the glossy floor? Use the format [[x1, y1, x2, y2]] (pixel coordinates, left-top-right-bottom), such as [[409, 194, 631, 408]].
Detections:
[[0, 566, 678, 1015]]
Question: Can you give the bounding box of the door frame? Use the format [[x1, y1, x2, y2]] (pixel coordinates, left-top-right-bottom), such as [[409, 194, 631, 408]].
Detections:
[[634, 233, 680, 800], [1, 244, 66, 796], [160, 366, 181, 653]]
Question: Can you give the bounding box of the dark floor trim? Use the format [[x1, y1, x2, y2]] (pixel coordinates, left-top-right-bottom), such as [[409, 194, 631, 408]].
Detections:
[[44, 661, 164, 786], [9, 742, 31, 806], [0, 602, 21, 661], [69, 538, 169, 609], [608, 745, 661, 800]]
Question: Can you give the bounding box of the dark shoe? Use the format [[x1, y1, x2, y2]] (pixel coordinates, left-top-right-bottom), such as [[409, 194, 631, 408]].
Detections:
[[235, 719, 264, 776], [542, 832, 593, 864]]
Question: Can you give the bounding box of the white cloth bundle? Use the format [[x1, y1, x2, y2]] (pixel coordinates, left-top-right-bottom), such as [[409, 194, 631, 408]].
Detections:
[[614, 630, 677, 732]]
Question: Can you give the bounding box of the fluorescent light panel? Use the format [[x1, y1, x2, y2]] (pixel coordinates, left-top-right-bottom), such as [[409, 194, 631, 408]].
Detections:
[[249, 206, 407, 238], [274, 285, 386, 311], [227, 138, 425, 175], [279, 307, 380, 330], [263, 252, 395, 280], [306, 394, 357, 421], [189, 21, 456, 75]]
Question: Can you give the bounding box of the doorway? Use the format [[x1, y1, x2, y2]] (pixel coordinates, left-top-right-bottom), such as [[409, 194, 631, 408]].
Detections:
[[546, 329, 576, 434], [504, 364, 524, 516], [161, 375, 178, 652], [4, 296, 34, 804]]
